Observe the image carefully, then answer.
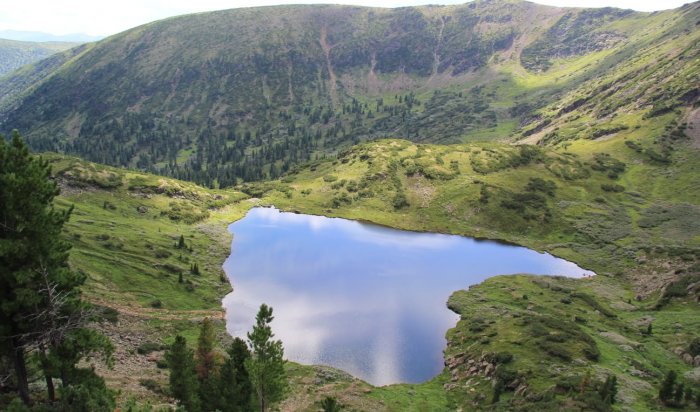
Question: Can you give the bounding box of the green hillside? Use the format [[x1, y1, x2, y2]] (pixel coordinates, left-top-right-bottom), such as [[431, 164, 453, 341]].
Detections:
[[38, 95, 700, 408], [0, 38, 79, 76], [260, 113, 699, 409], [1, 1, 697, 188]]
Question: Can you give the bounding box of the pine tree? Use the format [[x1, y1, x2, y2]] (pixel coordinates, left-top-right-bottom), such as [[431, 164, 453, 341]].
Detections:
[[215, 337, 253, 412], [0, 131, 113, 406], [674, 383, 685, 406], [178, 234, 186, 249], [167, 335, 200, 412], [191, 262, 200, 275], [659, 370, 677, 404], [196, 317, 217, 379], [196, 317, 220, 411], [246, 304, 287, 412], [320, 396, 342, 412], [599, 375, 618, 405]]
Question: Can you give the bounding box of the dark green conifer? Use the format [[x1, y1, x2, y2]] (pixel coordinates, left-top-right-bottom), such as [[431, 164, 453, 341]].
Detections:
[[1, 131, 113, 407], [659, 370, 677, 404], [246, 304, 287, 412], [167, 335, 200, 412]]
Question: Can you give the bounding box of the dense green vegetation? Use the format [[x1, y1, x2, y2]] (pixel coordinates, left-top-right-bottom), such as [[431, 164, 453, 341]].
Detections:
[[166, 310, 275, 412], [1, 1, 696, 190], [0, 134, 114, 410]]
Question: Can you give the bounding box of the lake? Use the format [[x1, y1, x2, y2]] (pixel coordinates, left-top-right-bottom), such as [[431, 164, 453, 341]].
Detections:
[[222, 207, 593, 386]]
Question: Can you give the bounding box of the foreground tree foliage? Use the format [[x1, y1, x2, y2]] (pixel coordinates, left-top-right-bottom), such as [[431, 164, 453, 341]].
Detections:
[[0, 131, 114, 409], [167, 335, 201, 412], [246, 304, 288, 412], [167, 305, 287, 412]]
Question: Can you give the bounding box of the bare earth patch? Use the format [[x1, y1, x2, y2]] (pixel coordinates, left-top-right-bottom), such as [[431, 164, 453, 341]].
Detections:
[[408, 174, 436, 208]]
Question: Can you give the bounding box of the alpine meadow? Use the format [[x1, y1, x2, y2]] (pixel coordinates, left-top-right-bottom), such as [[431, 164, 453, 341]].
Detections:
[[0, 0, 699, 411]]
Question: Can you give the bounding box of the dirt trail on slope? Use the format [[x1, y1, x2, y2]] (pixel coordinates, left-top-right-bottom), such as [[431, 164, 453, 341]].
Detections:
[[426, 17, 446, 86], [319, 26, 338, 106]]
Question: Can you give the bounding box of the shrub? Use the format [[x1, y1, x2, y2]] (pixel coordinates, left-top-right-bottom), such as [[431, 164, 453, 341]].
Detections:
[[601, 183, 625, 193], [139, 378, 167, 396], [591, 153, 626, 179], [155, 249, 172, 259], [479, 185, 490, 204], [689, 338, 700, 357], [137, 342, 164, 355], [494, 352, 514, 364], [583, 346, 601, 361], [525, 178, 557, 197], [571, 292, 617, 318], [96, 305, 119, 324], [540, 340, 572, 361], [331, 192, 352, 208], [393, 192, 409, 209]]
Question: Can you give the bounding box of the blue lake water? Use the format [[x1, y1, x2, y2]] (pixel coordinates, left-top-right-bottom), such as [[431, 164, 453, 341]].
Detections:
[[222, 207, 593, 386]]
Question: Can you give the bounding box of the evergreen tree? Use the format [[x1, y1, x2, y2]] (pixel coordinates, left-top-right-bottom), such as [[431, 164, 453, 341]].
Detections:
[[196, 317, 217, 379], [659, 370, 677, 404], [491, 379, 504, 404], [0, 131, 113, 406], [178, 234, 186, 249], [674, 382, 685, 406], [215, 337, 253, 412], [245, 304, 287, 412], [196, 317, 219, 411], [191, 262, 200, 276], [598, 375, 618, 405], [320, 396, 342, 412], [167, 335, 200, 412]]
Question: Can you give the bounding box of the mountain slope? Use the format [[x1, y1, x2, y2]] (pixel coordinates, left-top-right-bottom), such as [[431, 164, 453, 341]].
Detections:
[[2, 0, 697, 188], [0, 38, 80, 76]]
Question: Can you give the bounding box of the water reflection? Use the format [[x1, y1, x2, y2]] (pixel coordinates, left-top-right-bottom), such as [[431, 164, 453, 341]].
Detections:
[[222, 207, 592, 385]]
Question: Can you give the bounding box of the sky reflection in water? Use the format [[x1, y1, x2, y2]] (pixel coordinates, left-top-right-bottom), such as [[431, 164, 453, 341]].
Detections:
[[222, 207, 593, 386]]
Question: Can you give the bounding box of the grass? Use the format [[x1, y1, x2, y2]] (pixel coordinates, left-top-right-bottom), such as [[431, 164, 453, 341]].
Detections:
[[27, 2, 699, 409], [45, 116, 700, 410], [259, 121, 700, 409]]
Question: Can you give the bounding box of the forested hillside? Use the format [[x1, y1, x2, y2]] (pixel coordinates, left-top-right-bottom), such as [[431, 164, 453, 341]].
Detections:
[[1, 0, 697, 188]]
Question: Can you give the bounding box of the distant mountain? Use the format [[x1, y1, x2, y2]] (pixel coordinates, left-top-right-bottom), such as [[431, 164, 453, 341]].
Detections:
[[0, 0, 698, 187], [0, 38, 80, 76], [0, 30, 102, 43]]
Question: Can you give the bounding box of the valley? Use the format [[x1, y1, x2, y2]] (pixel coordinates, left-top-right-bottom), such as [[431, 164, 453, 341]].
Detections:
[[0, 0, 699, 410], [38, 117, 700, 409]]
